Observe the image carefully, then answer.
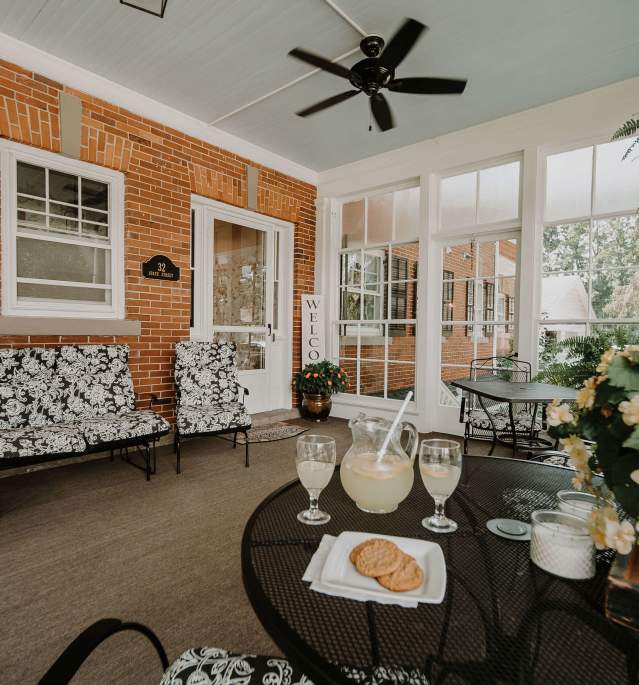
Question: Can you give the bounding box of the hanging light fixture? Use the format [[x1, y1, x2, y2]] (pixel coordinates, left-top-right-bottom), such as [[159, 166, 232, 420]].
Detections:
[[120, 0, 168, 18]]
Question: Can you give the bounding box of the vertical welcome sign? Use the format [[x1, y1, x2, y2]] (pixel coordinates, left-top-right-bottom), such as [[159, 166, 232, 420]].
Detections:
[[301, 294, 325, 364]]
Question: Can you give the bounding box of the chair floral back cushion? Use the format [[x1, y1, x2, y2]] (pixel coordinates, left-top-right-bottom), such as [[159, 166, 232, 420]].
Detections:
[[0, 345, 136, 427], [175, 341, 239, 407], [0, 347, 56, 384]]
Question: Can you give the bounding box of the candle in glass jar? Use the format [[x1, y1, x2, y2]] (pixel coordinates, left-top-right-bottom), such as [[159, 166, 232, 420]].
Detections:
[[530, 510, 595, 580], [556, 490, 597, 521]]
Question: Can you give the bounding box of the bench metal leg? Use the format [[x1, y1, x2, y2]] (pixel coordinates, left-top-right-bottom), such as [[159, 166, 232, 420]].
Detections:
[[175, 433, 181, 475], [233, 431, 238, 448], [244, 430, 249, 468]]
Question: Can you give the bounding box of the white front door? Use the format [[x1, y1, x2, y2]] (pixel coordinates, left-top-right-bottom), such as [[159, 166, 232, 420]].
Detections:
[[191, 197, 293, 414]]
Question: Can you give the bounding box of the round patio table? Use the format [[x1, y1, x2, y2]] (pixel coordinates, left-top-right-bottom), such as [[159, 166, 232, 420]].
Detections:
[[241, 456, 638, 685]]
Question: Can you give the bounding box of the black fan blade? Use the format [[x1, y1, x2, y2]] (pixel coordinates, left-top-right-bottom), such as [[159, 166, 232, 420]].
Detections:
[[288, 48, 351, 79], [296, 90, 360, 117], [370, 93, 394, 131], [379, 19, 426, 70], [388, 77, 467, 95]]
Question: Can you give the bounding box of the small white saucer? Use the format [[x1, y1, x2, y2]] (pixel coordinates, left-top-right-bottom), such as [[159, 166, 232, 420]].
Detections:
[[487, 518, 531, 541]]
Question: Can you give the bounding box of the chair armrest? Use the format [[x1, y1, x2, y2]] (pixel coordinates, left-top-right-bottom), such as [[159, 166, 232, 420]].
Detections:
[[38, 618, 168, 685], [238, 384, 249, 404]]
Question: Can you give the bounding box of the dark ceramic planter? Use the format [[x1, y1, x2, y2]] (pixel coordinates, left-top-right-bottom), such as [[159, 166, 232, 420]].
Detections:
[[302, 393, 332, 422]]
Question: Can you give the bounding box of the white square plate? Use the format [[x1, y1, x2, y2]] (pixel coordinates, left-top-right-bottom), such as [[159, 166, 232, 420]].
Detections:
[[320, 531, 446, 604]]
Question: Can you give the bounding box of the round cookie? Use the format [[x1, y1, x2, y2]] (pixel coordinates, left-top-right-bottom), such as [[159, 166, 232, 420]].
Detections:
[[354, 539, 403, 577], [377, 554, 424, 592], [349, 539, 377, 565]]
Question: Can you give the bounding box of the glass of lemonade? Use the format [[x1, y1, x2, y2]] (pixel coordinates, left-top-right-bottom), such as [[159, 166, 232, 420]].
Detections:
[[296, 435, 336, 525], [419, 439, 462, 533]]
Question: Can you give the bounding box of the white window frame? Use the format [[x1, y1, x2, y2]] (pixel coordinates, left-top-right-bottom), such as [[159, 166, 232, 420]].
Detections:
[[0, 139, 125, 319], [535, 136, 639, 363], [335, 181, 420, 402]]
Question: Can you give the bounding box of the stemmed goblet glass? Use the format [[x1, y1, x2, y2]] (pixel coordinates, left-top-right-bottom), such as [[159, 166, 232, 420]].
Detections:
[[296, 434, 336, 525], [419, 439, 462, 533]]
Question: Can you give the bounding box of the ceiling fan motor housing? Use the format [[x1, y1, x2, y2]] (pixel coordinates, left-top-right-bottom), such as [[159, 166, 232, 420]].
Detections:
[[350, 35, 394, 95]]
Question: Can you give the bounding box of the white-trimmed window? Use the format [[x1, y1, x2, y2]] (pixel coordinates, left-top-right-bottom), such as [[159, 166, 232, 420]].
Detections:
[[337, 185, 419, 401], [436, 157, 522, 408], [538, 139, 639, 361], [1, 141, 124, 319]]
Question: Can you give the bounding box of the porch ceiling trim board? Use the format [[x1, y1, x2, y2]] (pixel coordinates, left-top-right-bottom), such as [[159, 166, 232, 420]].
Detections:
[[0, 31, 318, 185]]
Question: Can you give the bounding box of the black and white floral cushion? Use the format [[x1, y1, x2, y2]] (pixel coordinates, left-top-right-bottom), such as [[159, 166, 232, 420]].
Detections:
[[56, 344, 130, 378], [469, 409, 542, 433], [159, 648, 430, 685], [0, 346, 56, 384], [177, 402, 250, 436], [175, 341, 240, 407], [0, 425, 86, 459], [77, 411, 171, 446], [160, 648, 312, 685], [61, 371, 136, 421]]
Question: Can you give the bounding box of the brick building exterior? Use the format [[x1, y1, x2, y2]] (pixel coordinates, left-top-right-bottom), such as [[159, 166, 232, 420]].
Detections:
[[0, 58, 316, 421]]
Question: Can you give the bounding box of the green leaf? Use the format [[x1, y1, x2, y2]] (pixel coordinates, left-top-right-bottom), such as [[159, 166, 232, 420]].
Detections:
[[607, 355, 639, 392]]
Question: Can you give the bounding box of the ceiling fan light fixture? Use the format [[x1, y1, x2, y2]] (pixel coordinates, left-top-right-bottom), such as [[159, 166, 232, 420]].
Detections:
[[120, 0, 168, 18]]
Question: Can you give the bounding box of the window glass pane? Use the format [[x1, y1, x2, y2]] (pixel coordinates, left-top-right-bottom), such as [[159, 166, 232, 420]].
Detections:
[[361, 324, 385, 356], [440, 172, 476, 229], [591, 323, 639, 340], [394, 187, 419, 241], [543, 222, 589, 272], [17, 238, 110, 284], [390, 242, 418, 280], [81, 178, 109, 211], [440, 363, 464, 407], [592, 269, 639, 320], [340, 289, 360, 320], [540, 272, 589, 320], [592, 215, 639, 271], [545, 146, 592, 221], [339, 323, 359, 360], [497, 278, 516, 321], [443, 242, 475, 279], [212, 220, 265, 326], [494, 324, 515, 357], [496, 239, 518, 277], [340, 251, 362, 286], [367, 193, 393, 243], [17, 162, 45, 197], [360, 360, 386, 397], [49, 217, 80, 234], [441, 325, 474, 368], [363, 292, 382, 320], [17, 210, 46, 230], [388, 324, 415, 362], [82, 209, 108, 224], [49, 202, 78, 218], [364, 250, 386, 284], [342, 199, 364, 248], [538, 323, 587, 368], [17, 282, 111, 304], [387, 363, 415, 400], [478, 241, 497, 278], [477, 161, 520, 224], [338, 358, 357, 394], [49, 170, 78, 205], [215, 332, 265, 370], [82, 222, 109, 239], [594, 139, 639, 215], [17, 196, 45, 212]]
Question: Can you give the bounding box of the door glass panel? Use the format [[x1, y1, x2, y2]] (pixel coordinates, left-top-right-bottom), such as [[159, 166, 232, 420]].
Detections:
[[215, 332, 265, 371], [213, 220, 266, 327]]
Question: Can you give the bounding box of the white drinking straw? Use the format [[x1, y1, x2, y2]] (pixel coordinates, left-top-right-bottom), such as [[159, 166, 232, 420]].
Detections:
[[377, 390, 413, 461]]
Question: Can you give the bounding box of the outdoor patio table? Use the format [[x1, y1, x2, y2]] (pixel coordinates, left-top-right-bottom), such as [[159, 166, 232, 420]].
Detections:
[[241, 456, 638, 685], [451, 379, 577, 455]]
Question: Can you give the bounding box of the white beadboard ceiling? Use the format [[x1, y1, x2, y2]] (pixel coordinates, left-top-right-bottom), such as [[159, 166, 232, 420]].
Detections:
[[0, 0, 638, 172]]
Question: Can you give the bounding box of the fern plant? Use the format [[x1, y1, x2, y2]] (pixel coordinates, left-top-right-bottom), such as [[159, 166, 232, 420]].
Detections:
[[612, 118, 639, 161], [535, 327, 639, 389]]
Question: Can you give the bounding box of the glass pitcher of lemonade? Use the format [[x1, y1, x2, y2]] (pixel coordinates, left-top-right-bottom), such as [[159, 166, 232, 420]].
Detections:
[[340, 413, 418, 513]]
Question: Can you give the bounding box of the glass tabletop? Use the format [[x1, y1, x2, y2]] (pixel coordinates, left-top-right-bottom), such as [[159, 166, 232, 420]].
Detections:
[[241, 456, 637, 685]]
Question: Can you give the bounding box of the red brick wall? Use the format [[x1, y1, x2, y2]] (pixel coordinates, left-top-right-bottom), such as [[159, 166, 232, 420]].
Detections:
[[0, 59, 316, 420]]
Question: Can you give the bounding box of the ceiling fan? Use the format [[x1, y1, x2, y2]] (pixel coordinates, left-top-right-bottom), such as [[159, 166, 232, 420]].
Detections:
[[288, 18, 467, 132]]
